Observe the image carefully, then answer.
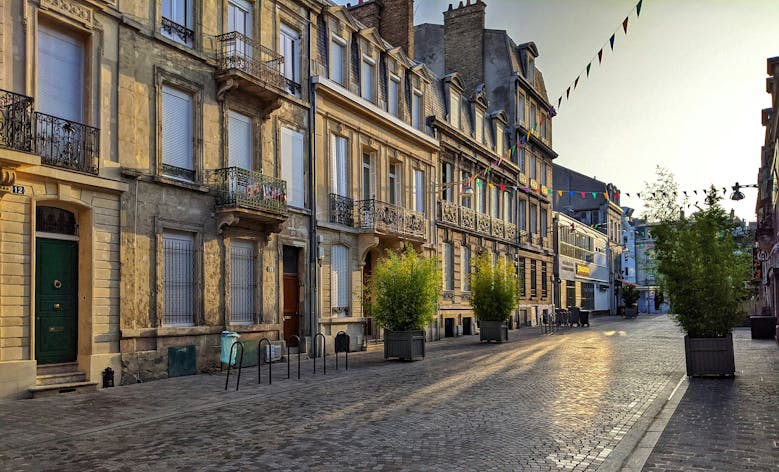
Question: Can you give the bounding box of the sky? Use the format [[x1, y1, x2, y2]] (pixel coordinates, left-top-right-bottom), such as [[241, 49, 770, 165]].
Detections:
[[339, 0, 779, 221]]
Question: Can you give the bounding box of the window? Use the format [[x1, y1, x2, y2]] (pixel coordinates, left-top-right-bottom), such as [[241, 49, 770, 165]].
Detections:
[[518, 199, 526, 231], [161, 0, 194, 47], [37, 25, 84, 123], [443, 242, 454, 291], [228, 110, 252, 169], [388, 162, 400, 205], [414, 169, 425, 212], [541, 114, 547, 139], [449, 90, 460, 129], [517, 93, 526, 123], [362, 153, 374, 201], [477, 179, 486, 213], [581, 282, 595, 310], [331, 245, 350, 312], [331, 135, 348, 197], [442, 162, 453, 202], [162, 86, 194, 181], [519, 257, 526, 297], [496, 123, 504, 155], [462, 246, 471, 291], [518, 148, 526, 173], [527, 56, 535, 83], [475, 109, 484, 143], [230, 240, 254, 324], [281, 127, 304, 207], [389, 75, 400, 117], [540, 208, 547, 237], [505, 191, 514, 223], [529, 154, 536, 180], [529, 203, 538, 234], [412, 90, 423, 130], [163, 231, 195, 326], [530, 259, 537, 298], [330, 36, 346, 85], [530, 103, 537, 131], [566, 281, 576, 307], [491, 186, 500, 218], [541, 262, 548, 299], [541, 163, 548, 186], [461, 171, 472, 208], [361, 56, 375, 101], [280, 25, 299, 92]]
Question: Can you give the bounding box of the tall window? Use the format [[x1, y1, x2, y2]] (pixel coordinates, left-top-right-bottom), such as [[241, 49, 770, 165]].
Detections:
[[281, 127, 304, 207], [529, 154, 537, 180], [442, 162, 453, 202], [361, 57, 375, 101], [162, 86, 194, 181], [462, 245, 471, 291], [362, 153, 374, 201], [581, 282, 595, 310], [461, 171, 472, 208], [491, 186, 500, 218], [541, 262, 548, 299], [163, 231, 195, 326], [527, 57, 535, 83], [330, 36, 346, 85], [541, 163, 548, 186], [228, 110, 252, 170], [449, 90, 460, 129], [518, 148, 526, 173], [475, 109, 484, 143], [38, 25, 84, 123], [529, 202, 538, 234], [566, 280, 576, 307], [540, 208, 547, 238], [443, 242, 454, 291], [388, 162, 400, 205], [530, 103, 537, 131], [414, 169, 425, 212], [519, 257, 526, 297], [230, 240, 254, 324], [496, 123, 504, 155], [505, 191, 514, 223], [161, 0, 194, 47], [412, 90, 423, 130], [389, 76, 400, 117], [331, 245, 350, 312], [517, 93, 526, 123], [530, 259, 537, 298], [280, 25, 299, 92], [477, 179, 486, 213], [518, 199, 526, 231], [331, 135, 348, 197]]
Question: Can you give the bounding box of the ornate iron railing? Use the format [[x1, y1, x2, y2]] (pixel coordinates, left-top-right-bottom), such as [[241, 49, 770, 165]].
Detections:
[[212, 167, 287, 216], [329, 193, 354, 226], [505, 222, 517, 242], [356, 198, 425, 239], [438, 200, 459, 225], [460, 207, 476, 231], [216, 32, 286, 90], [491, 217, 505, 239], [35, 112, 99, 174], [0, 89, 33, 153], [437, 200, 517, 242], [162, 17, 194, 46], [476, 212, 491, 235], [162, 163, 195, 182]]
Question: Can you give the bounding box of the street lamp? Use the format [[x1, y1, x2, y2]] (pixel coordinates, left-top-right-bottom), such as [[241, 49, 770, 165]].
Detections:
[[729, 182, 758, 201]]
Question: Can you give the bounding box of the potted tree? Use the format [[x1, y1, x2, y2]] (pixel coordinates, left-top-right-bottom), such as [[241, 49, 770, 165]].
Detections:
[[652, 188, 751, 376], [470, 252, 520, 343], [369, 246, 440, 360], [621, 284, 640, 318]]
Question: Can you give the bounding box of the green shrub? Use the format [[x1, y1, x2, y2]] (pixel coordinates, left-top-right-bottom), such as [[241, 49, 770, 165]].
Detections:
[[469, 252, 520, 323], [621, 284, 640, 308], [369, 246, 440, 331]]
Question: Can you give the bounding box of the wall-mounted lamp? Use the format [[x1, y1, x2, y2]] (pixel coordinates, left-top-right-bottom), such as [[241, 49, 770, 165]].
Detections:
[[730, 182, 745, 201], [463, 186, 474, 195]]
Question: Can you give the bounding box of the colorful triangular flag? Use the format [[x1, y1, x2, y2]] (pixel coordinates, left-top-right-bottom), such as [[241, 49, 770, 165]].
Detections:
[[566, 87, 571, 99], [636, 0, 642, 17], [623, 17, 629, 34], [598, 49, 603, 63], [574, 76, 580, 90], [586, 63, 592, 77], [609, 34, 615, 50]]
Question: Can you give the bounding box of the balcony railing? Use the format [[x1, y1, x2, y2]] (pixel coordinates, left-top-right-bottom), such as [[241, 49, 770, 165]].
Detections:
[[356, 198, 426, 239], [476, 212, 491, 235], [436, 200, 517, 242], [329, 193, 354, 226], [162, 17, 194, 46], [505, 222, 517, 242], [35, 112, 99, 174], [216, 32, 286, 90], [0, 89, 33, 153], [461, 207, 476, 231], [491, 218, 505, 239], [212, 167, 287, 216], [285, 78, 302, 96]]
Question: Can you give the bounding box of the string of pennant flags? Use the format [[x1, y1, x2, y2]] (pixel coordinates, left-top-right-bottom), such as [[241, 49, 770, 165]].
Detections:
[[554, 0, 645, 111]]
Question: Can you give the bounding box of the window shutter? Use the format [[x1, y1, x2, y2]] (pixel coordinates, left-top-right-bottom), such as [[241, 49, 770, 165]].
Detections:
[[389, 79, 399, 116], [414, 170, 424, 212], [282, 127, 305, 208], [38, 26, 83, 122], [331, 41, 344, 85], [331, 245, 349, 309], [228, 110, 252, 169], [332, 136, 348, 197], [162, 86, 194, 173]]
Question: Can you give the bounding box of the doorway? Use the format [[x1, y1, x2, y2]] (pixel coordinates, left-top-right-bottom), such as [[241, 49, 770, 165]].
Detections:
[[463, 317, 472, 336], [444, 318, 455, 338], [282, 246, 300, 346], [35, 237, 78, 364]]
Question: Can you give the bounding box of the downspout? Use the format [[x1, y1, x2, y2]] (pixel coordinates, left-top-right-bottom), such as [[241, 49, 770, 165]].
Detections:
[[308, 26, 319, 356]]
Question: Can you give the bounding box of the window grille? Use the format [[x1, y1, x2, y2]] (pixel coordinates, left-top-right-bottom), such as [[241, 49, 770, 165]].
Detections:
[[163, 232, 195, 326], [230, 240, 254, 324]]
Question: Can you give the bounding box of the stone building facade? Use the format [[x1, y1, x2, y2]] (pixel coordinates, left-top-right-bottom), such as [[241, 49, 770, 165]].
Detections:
[[0, 0, 128, 399]]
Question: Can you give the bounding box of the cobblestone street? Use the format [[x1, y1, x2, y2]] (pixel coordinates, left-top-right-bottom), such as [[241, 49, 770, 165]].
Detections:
[[0, 316, 693, 471]]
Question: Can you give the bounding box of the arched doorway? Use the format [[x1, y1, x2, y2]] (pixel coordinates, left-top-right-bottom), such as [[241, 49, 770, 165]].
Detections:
[[35, 206, 79, 364]]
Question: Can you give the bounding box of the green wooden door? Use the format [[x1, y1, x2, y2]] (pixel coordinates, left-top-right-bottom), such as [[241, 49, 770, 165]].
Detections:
[[35, 238, 78, 364]]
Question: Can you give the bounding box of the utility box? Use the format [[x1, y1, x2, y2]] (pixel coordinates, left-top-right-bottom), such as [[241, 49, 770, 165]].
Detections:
[[220, 331, 241, 365]]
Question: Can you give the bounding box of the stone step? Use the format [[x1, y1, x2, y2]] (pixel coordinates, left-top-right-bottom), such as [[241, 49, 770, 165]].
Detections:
[[35, 371, 87, 386], [28, 381, 98, 398], [36, 362, 79, 376]]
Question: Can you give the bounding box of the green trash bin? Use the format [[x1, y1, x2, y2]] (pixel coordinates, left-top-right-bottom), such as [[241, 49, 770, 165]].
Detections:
[[220, 331, 241, 366]]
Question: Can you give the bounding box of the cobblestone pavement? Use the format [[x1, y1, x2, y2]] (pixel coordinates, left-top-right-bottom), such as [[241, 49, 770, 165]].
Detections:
[[0, 316, 688, 471], [642, 330, 779, 472]]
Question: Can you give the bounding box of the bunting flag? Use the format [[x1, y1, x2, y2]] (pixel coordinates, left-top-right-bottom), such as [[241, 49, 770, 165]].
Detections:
[[557, 97, 562, 108], [609, 34, 615, 50], [598, 49, 604, 64], [636, 0, 642, 17], [622, 17, 629, 34], [574, 76, 580, 90], [586, 63, 592, 77], [566, 87, 571, 99]]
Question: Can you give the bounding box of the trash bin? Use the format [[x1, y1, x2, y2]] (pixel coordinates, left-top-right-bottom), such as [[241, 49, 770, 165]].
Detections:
[[220, 331, 241, 365], [580, 310, 591, 327]]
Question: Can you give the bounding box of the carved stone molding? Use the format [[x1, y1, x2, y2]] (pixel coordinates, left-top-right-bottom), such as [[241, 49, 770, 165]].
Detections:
[[40, 0, 94, 28], [0, 166, 16, 186]]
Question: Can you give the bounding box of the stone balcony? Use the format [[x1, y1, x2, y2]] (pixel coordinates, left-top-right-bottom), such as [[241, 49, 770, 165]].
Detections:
[[436, 200, 517, 243], [215, 32, 288, 108]]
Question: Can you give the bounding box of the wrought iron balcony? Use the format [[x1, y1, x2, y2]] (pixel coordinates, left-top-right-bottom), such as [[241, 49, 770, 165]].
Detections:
[[285, 78, 302, 96], [329, 193, 354, 226], [505, 222, 517, 242], [436, 200, 517, 242], [212, 167, 287, 216], [476, 212, 491, 235], [438, 200, 459, 225], [356, 198, 426, 240], [34, 112, 99, 174], [491, 217, 505, 239], [162, 17, 194, 46], [215, 32, 287, 98], [0, 89, 33, 153]]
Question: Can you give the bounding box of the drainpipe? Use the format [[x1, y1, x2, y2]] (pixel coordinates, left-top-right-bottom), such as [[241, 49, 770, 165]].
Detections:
[[308, 65, 319, 358]]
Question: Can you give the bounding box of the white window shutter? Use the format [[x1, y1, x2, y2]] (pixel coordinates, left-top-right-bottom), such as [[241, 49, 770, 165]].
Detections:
[[332, 136, 348, 197], [162, 86, 193, 172], [38, 26, 83, 122], [282, 127, 305, 208], [414, 170, 424, 212], [331, 42, 344, 85], [331, 245, 349, 309], [228, 110, 252, 169]]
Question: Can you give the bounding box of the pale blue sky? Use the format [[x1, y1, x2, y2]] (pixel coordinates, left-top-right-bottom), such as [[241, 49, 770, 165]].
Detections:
[[339, 0, 778, 220]]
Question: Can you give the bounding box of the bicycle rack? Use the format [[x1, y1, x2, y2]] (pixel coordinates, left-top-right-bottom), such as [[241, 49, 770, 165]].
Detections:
[[286, 335, 301, 380], [313, 332, 326, 375], [335, 330, 349, 371], [224, 341, 245, 391], [258, 337, 272, 385]]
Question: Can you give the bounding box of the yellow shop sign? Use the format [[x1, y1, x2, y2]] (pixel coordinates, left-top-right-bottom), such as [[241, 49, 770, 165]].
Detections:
[[576, 264, 590, 277]]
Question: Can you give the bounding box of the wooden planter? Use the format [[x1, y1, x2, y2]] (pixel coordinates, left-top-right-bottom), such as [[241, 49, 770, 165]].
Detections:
[[384, 330, 425, 360], [479, 320, 508, 343], [750, 316, 777, 339], [684, 333, 735, 377]]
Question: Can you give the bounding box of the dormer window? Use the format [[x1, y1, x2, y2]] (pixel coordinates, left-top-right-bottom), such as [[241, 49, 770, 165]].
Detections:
[[517, 92, 526, 124], [495, 122, 504, 154], [389, 74, 400, 117], [475, 109, 484, 143], [530, 102, 537, 131], [449, 90, 460, 129], [527, 56, 535, 83], [361, 55, 375, 101], [412, 88, 423, 130], [330, 35, 346, 85]]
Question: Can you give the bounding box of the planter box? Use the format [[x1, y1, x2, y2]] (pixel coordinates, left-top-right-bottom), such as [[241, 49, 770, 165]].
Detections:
[[384, 330, 425, 360], [684, 333, 735, 377], [624, 307, 638, 318], [750, 316, 777, 339], [479, 320, 508, 343]]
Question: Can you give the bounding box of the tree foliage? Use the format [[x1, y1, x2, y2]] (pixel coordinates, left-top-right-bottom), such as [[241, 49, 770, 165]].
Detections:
[[641, 166, 687, 223], [651, 187, 752, 337], [621, 284, 640, 308], [369, 246, 440, 331], [469, 252, 520, 323]]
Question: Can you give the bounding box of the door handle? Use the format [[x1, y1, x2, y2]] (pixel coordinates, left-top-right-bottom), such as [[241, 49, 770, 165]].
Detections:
[[53, 303, 61, 310]]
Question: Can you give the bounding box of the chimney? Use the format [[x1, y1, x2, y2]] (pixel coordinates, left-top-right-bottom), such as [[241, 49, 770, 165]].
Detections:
[[347, 0, 415, 58], [443, 0, 486, 92]]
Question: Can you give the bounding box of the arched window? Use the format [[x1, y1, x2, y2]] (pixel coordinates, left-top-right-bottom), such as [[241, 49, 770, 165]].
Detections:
[[36, 207, 77, 235]]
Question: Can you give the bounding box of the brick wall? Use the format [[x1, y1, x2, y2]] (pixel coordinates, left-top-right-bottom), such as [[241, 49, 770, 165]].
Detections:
[[443, 0, 485, 93]]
